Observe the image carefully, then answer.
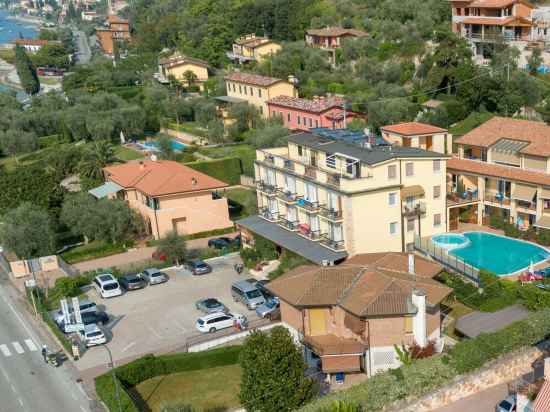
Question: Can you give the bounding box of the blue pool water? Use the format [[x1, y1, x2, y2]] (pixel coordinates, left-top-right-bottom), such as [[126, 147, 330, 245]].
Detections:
[[445, 231, 550, 275], [139, 139, 187, 152], [432, 233, 469, 249], [0, 10, 38, 45]]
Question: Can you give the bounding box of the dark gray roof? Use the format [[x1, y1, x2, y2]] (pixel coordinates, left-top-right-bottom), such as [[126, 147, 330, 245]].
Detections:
[[237, 215, 347, 265], [288, 133, 447, 166], [455, 304, 529, 338]]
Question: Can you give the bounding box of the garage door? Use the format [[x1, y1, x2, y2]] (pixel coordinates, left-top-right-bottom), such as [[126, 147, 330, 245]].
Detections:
[[308, 309, 326, 336], [321, 355, 362, 373]]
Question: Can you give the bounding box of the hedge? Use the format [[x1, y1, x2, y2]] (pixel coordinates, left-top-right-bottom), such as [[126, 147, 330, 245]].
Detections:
[[95, 346, 241, 412], [185, 157, 242, 185], [300, 309, 550, 412], [60, 241, 130, 264]]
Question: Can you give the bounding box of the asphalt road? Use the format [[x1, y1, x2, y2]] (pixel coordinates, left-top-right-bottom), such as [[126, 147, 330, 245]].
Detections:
[[74, 30, 91, 64], [0, 278, 93, 412]]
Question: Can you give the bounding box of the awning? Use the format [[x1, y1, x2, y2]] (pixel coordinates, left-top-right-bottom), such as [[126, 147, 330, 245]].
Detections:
[[512, 184, 537, 202], [304, 334, 366, 356], [236, 216, 347, 265], [214, 95, 247, 104], [535, 215, 550, 230], [321, 355, 362, 373], [541, 188, 550, 199], [401, 185, 425, 198], [88, 181, 123, 199]]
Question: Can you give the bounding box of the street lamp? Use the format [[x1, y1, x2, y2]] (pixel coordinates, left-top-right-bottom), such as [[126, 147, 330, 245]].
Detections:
[[102, 344, 122, 412]]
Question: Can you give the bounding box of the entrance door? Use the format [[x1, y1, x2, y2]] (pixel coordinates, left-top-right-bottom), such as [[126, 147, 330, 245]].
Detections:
[[425, 136, 433, 150], [308, 309, 327, 335]]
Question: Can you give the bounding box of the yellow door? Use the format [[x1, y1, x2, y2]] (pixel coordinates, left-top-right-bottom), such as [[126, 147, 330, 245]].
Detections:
[[309, 309, 327, 335]]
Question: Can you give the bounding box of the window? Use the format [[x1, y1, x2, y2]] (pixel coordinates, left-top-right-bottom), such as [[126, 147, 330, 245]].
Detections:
[[433, 185, 441, 199], [407, 219, 415, 232], [309, 118, 312, 127], [388, 165, 397, 179], [258, 89, 262, 98], [390, 222, 398, 235], [388, 192, 397, 206], [239, 85, 242, 94], [433, 159, 441, 172], [250, 86, 253, 95], [305, 183, 318, 202], [244, 86, 247, 96], [298, 145, 303, 156], [233, 83, 236, 92], [405, 162, 414, 177], [326, 153, 336, 168], [297, 116, 301, 125], [327, 192, 339, 210], [315, 120, 319, 127], [404, 317, 413, 334], [434, 213, 442, 227], [287, 113, 291, 123]]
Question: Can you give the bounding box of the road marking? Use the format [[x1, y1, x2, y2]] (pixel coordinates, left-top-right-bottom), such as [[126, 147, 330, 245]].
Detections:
[[121, 341, 136, 353], [24, 339, 37, 352], [10, 383, 16, 393], [17, 398, 23, 406], [0, 287, 41, 346], [12, 342, 24, 354], [0, 344, 11, 357]]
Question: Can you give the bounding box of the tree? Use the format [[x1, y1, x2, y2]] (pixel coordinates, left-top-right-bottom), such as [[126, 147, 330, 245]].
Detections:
[[182, 70, 198, 88], [0, 129, 38, 157], [246, 123, 288, 148], [0, 202, 55, 258], [14, 45, 40, 95], [528, 48, 543, 76], [78, 141, 115, 184], [157, 134, 176, 160], [156, 231, 187, 265], [239, 326, 316, 412]]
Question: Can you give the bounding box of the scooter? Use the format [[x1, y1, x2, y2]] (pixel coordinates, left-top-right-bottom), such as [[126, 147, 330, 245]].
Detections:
[[46, 353, 59, 367]]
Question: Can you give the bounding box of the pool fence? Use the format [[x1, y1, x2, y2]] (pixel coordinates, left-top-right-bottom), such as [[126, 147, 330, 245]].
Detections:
[[414, 235, 480, 283]]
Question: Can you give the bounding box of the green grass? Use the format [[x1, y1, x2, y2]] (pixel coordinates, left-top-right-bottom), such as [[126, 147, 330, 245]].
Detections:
[[199, 144, 256, 177], [135, 364, 242, 412], [167, 121, 208, 137], [115, 145, 145, 161], [38, 76, 61, 85], [225, 188, 257, 219], [60, 240, 129, 264], [0, 48, 15, 64]]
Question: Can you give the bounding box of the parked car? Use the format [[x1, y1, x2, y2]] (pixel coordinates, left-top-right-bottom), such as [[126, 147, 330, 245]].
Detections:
[[535, 266, 550, 277], [119, 274, 147, 291], [195, 312, 247, 333], [185, 260, 212, 276], [60, 311, 109, 333], [207, 236, 241, 249], [231, 280, 266, 310], [536, 283, 550, 291], [495, 395, 516, 412], [93, 274, 122, 299], [141, 268, 169, 285], [255, 297, 280, 319], [255, 280, 273, 299], [80, 324, 107, 347], [195, 298, 228, 314], [53, 299, 97, 324]]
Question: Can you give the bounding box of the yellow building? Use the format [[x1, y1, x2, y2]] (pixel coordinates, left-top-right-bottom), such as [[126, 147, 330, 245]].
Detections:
[[237, 127, 450, 265], [223, 72, 297, 118], [157, 52, 209, 90], [228, 34, 281, 63]]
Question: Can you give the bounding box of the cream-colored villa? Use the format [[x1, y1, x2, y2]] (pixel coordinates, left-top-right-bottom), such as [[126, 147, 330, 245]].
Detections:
[[238, 123, 451, 264]]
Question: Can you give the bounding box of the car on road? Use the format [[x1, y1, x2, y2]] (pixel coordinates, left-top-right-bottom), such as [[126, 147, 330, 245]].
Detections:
[[185, 260, 212, 276], [80, 324, 107, 347], [195, 298, 228, 314], [53, 299, 97, 324], [141, 268, 169, 285], [231, 280, 266, 310], [119, 274, 147, 291], [255, 297, 280, 319], [195, 312, 247, 333], [495, 395, 516, 412], [207, 236, 241, 249], [93, 274, 122, 298]]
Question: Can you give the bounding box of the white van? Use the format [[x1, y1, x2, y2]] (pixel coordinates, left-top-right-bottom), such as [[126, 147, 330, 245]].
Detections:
[[93, 274, 122, 299]]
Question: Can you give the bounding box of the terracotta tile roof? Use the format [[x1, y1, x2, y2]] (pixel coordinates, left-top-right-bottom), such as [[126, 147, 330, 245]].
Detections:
[[14, 38, 53, 46], [235, 35, 275, 48], [306, 27, 368, 37], [469, 0, 533, 8], [303, 334, 366, 356], [104, 160, 228, 197], [462, 16, 532, 26], [267, 253, 451, 318], [224, 72, 284, 87], [456, 116, 550, 156], [380, 122, 448, 136], [321, 354, 362, 373], [534, 379, 550, 412], [159, 52, 208, 69], [107, 15, 128, 24], [267, 96, 344, 113], [422, 99, 443, 109], [447, 157, 550, 187]]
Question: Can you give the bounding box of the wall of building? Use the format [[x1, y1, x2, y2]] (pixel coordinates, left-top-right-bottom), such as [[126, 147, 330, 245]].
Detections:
[[253, 42, 282, 61], [165, 63, 208, 83], [226, 80, 296, 117]]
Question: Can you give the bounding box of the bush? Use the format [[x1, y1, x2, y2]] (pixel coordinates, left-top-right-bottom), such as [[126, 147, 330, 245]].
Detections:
[[38, 134, 62, 149], [537, 229, 550, 246], [185, 157, 242, 185], [269, 249, 311, 279], [240, 234, 278, 269], [60, 241, 130, 263]]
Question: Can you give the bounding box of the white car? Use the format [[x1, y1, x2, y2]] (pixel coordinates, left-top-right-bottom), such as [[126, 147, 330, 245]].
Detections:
[[80, 324, 106, 347], [93, 274, 122, 298], [196, 312, 247, 334]]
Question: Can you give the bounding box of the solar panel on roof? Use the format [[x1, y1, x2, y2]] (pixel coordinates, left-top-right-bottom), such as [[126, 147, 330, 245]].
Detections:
[[310, 128, 390, 147]]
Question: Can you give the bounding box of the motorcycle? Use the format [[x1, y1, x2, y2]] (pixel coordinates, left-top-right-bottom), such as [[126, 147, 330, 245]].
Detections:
[[46, 353, 59, 367], [234, 263, 244, 275]]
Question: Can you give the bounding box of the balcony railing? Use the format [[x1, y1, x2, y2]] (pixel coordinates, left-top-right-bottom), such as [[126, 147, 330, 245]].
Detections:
[[297, 224, 322, 241], [256, 181, 278, 195], [305, 165, 317, 179], [485, 193, 511, 206], [276, 189, 297, 203], [402, 202, 427, 217], [320, 235, 345, 251], [283, 159, 295, 171], [259, 207, 279, 222], [319, 206, 343, 221], [296, 198, 322, 212], [279, 218, 298, 231], [516, 200, 537, 212], [326, 173, 341, 188], [264, 155, 275, 164], [446, 191, 479, 206]]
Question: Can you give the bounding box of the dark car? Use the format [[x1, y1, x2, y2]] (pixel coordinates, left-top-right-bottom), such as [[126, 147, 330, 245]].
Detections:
[[207, 236, 241, 249], [81, 311, 109, 326], [119, 274, 147, 291], [185, 260, 212, 275], [195, 298, 228, 314]]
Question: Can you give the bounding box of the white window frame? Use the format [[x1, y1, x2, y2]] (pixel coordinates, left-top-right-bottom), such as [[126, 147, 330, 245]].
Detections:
[[388, 192, 397, 206], [390, 222, 398, 235]]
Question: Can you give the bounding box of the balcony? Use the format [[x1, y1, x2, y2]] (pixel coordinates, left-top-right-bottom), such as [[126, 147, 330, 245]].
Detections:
[[279, 218, 298, 231], [283, 159, 295, 171], [297, 224, 322, 241], [402, 202, 427, 217], [263, 154, 275, 164], [276, 189, 297, 204], [259, 207, 279, 222], [326, 173, 341, 188], [446, 191, 479, 207], [319, 206, 343, 222], [256, 181, 278, 196], [320, 235, 345, 252], [296, 198, 322, 212], [516, 200, 537, 213], [485, 192, 511, 207], [305, 165, 317, 179]]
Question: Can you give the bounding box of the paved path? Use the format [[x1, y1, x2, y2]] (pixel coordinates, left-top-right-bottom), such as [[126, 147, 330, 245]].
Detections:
[[434, 383, 508, 412], [73, 30, 91, 65]]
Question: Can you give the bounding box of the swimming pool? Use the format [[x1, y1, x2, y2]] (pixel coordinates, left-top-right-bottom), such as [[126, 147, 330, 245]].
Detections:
[[139, 139, 187, 152], [435, 231, 550, 276], [432, 233, 470, 250]]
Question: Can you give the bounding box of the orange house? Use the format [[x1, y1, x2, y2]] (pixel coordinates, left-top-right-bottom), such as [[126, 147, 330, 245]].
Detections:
[[96, 15, 131, 55], [90, 159, 233, 239]]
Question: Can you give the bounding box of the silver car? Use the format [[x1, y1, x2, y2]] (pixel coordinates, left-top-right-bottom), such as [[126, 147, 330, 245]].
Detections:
[[195, 298, 228, 314], [141, 268, 168, 285], [255, 297, 280, 319]]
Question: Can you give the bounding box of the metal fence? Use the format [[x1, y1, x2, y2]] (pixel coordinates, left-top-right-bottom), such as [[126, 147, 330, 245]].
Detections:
[[414, 235, 480, 283]]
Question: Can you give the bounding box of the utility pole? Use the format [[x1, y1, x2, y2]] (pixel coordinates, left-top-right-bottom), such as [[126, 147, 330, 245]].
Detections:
[[103, 345, 122, 412]]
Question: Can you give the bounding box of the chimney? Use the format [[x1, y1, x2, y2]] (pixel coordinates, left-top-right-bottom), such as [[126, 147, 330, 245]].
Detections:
[[412, 289, 427, 348], [408, 253, 415, 275]]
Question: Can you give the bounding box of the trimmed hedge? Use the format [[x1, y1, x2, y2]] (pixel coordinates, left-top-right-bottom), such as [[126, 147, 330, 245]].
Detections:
[[60, 241, 129, 264], [95, 346, 241, 412], [300, 309, 550, 412], [185, 157, 242, 185]]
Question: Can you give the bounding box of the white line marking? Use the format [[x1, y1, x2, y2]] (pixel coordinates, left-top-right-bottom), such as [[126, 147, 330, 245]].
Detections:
[[0, 344, 11, 357], [12, 341, 24, 354], [0, 287, 41, 345], [0, 365, 11, 383], [24, 339, 37, 352], [71, 391, 77, 400], [77, 383, 92, 400], [18, 398, 23, 406], [10, 383, 16, 393], [121, 341, 136, 353]]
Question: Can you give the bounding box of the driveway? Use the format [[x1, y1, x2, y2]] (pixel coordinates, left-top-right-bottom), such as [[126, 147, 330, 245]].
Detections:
[[434, 383, 508, 412], [73, 254, 260, 375]]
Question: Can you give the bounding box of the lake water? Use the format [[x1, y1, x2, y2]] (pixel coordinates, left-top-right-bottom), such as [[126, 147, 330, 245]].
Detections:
[[0, 9, 38, 45]]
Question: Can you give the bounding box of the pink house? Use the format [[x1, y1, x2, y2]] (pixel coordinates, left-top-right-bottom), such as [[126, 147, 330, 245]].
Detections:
[[267, 95, 359, 132]]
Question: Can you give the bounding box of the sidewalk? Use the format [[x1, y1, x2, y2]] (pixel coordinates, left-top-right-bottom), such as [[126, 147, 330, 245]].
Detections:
[[73, 233, 238, 272]]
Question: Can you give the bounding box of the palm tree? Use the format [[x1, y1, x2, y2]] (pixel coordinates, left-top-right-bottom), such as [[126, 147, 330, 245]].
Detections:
[[78, 141, 116, 181]]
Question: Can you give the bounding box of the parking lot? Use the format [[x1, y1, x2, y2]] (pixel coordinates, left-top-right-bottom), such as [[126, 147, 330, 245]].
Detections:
[[73, 254, 262, 373]]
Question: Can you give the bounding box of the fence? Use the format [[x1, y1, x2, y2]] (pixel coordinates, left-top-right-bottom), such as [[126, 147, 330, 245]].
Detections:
[[414, 236, 480, 283]]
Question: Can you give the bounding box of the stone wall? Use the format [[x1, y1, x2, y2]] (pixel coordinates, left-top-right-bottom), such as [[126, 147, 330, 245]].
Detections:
[[391, 343, 549, 412]]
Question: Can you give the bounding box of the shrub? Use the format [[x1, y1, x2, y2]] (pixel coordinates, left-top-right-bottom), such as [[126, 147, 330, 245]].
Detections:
[[38, 134, 62, 148], [60, 241, 129, 264], [537, 229, 550, 246], [185, 157, 242, 185]]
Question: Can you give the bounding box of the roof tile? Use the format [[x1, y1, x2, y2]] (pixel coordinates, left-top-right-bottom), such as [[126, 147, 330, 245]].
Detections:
[[267, 95, 344, 113], [224, 72, 284, 87], [381, 122, 448, 136]]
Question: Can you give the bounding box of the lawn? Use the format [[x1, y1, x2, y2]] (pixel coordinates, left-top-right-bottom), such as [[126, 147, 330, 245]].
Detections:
[[225, 188, 257, 219], [38, 76, 62, 86], [135, 364, 242, 412], [167, 121, 208, 138], [199, 144, 257, 177], [114, 145, 145, 161]]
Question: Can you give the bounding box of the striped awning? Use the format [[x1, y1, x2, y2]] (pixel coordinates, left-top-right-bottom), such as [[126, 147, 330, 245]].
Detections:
[[512, 184, 537, 202], [535, 216, 550, 230], [534, 379, 550, 412], [401, 185, 425, 198]]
